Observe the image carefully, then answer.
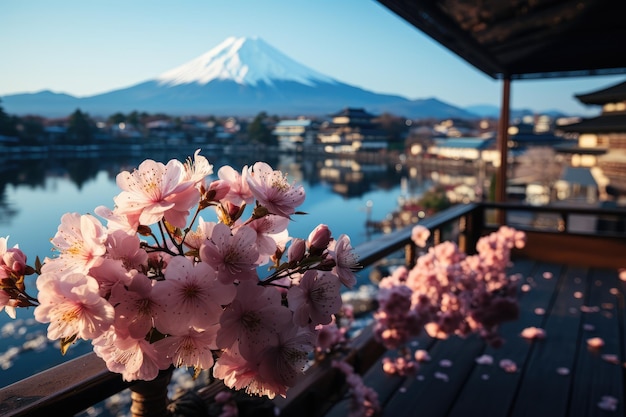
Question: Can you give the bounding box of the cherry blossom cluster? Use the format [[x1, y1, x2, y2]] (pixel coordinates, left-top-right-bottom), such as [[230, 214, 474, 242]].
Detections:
[[332, 360, 381, 417], [374, 225, 526, 352], [0, 150, 360, 400], [314, 304, 354, 358]]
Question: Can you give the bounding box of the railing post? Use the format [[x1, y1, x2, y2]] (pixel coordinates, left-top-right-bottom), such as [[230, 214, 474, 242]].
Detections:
[[129, 368, 173, 417], [433, 228, 441, 245], [464, 204, 485, 255], [406, 242, 416, 268], [558, 211, 567, 232]]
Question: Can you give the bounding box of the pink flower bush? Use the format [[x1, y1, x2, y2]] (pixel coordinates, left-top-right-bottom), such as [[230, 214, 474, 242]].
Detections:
[[2, 150, 360, 400], [374, 226, 525, 365]]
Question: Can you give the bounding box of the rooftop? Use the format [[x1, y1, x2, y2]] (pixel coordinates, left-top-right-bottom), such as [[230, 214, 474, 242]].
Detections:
[[575, 80, 626, 105], [376, 0, 626, 80]]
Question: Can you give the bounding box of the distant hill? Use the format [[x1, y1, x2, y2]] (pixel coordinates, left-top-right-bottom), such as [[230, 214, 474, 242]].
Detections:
[[1, 36, 476, 119]]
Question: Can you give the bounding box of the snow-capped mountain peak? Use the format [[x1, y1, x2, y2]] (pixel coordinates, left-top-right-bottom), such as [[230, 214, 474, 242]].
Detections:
[[157, 36, 336, 87]]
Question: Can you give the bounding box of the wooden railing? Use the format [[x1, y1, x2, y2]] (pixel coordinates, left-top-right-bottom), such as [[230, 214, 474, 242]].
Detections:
[[1, 202, 625, 417]]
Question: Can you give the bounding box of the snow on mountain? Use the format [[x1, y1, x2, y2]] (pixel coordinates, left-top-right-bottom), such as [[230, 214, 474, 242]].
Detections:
[[157, 36, 337, 87], [1, 36, 476, 119]]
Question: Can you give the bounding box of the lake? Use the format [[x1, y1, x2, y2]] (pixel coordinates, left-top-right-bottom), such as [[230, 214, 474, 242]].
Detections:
[[0, 147, 440, 389]]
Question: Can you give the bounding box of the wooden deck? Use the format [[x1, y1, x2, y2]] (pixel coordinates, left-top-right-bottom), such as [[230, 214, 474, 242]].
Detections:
[[286, 258, 625, 417]]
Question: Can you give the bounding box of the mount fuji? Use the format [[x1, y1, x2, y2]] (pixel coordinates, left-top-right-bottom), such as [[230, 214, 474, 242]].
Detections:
[[2, 36, 475, 119]]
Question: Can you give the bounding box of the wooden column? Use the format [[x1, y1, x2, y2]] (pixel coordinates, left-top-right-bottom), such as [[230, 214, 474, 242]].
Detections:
[[496, 77, 511, 224], [129, 368, 173, 417]]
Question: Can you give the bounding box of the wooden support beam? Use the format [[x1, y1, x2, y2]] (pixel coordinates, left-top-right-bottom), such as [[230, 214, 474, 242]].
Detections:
[[496, 78, 511, 224]]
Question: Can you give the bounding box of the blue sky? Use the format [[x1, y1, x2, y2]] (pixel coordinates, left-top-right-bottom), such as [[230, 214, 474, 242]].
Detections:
[[1, 0, 624, 116]]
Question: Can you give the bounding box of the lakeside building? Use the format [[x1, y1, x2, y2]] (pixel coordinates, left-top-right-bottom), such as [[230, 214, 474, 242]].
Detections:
[[426, 137, 498, 162], [317, 107, 389, 153], [557, 79, 626, 202], [272, 119, 319, 152]]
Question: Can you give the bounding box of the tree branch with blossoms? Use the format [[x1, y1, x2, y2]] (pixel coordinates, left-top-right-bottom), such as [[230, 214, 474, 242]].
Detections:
[[0, 149, 361, 400]]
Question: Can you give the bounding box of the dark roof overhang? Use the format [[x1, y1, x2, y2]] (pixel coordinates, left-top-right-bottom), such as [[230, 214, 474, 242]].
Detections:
[[557, 113, 626, 133], [376, 0, 626, 80], [574, 81, 626, 105]]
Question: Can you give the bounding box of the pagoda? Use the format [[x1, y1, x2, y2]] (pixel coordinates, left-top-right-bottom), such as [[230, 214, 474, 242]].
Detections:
[[558, 80, 626, 201]]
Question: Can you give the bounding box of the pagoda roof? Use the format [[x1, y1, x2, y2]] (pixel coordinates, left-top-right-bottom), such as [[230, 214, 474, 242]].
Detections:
[[557, 113, 626, 133], [376, 0, 626, 80], [574, 80, 626, 105], [329, 107, 377, 118]]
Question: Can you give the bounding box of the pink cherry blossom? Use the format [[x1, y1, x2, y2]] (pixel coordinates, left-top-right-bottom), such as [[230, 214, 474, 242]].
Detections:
[[415, 349, 431, 362], [94, 205, 137, 234], [0, 290, 16, 319], [213, 343, 280, 398], [0, 236, 28, 279], [216, 281, 292, 360], [104, 230, 147, 271], [34, 272, 114, 341], [520, 326, 546, 339], [217, 165, 254, 206], [597, 395, 619, 411], [45, 212, 107, 274], [328, 234, 359, 288], [248, 214, 290, 263], [245, 162, 305, 218], [499, 358, 517, 373], [257, 326, 316, 391], [332, 360, 380, 417], [88, 258, 133, 298], [411, 225, 431, 248], [183, 218, 216, 251], [182, 149, 213, 184], [92, 329, 171, 382], [154, 325, 219, 370], [113, 157, 200, 228], [315, 319, 346, 353], [587, 337, 605, 348], [381, 356, 418, 376], [288, 270, 342, 327], [152, 256, 236, 334], [109, 271, 160, 339], [199, 223, 259, 284]]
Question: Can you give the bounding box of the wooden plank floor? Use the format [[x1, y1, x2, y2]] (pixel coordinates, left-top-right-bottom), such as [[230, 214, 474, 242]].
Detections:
[[321, 259, 626, 417]]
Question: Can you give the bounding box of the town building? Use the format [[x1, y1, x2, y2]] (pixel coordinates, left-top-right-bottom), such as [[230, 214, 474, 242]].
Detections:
[[426, 137, 498, 162], [557, 79, 626, 202], [272, 118, 319, 152], [317, 107, 389, 153]]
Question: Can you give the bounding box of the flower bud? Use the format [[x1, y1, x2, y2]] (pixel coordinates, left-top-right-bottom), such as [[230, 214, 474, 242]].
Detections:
[[2, 248, 27, 276], [287, 238, 306, 263], [308, 224, 331, 254], [217, 201, 244, 225], [207, 179, 230, 202]]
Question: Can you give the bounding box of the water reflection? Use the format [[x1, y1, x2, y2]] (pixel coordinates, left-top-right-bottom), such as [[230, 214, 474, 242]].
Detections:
[[0, 150, 413, 225]]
